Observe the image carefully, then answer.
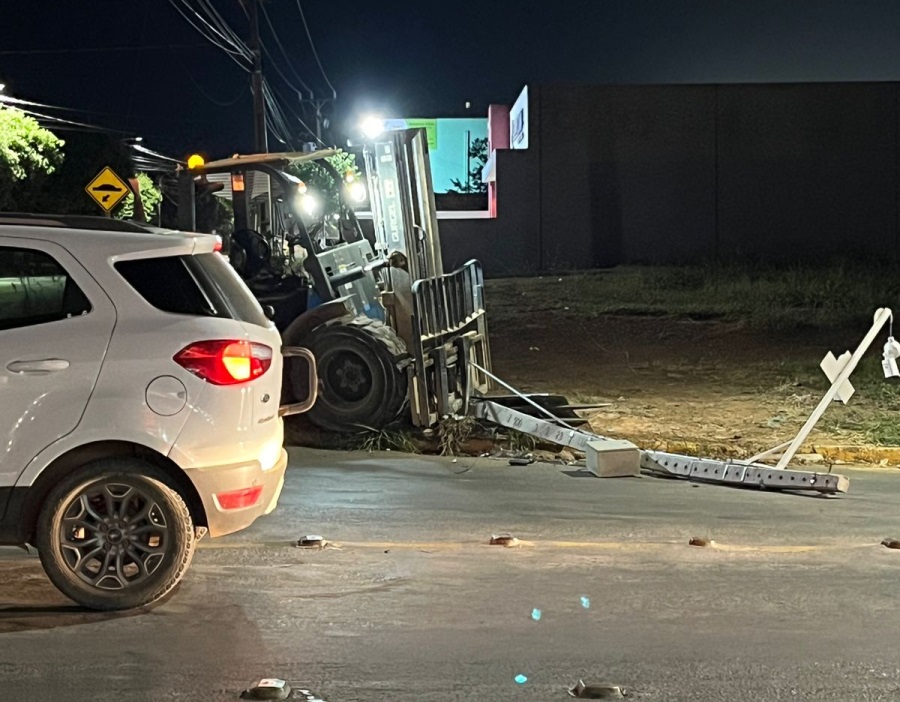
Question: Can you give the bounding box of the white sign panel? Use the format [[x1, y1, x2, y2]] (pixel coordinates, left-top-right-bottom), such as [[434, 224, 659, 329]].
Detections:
[[510, 86, 529, 150]]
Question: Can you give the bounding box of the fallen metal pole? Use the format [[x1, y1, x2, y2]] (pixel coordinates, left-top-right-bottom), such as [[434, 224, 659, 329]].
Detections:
[[641, 451, 849, 494]]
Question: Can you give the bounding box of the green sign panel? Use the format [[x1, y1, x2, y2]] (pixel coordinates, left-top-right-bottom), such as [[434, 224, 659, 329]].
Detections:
[[405, 119, 438, 150]]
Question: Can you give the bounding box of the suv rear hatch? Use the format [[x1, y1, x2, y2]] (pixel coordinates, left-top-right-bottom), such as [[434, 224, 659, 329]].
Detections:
[[114, 248, 285, 469]]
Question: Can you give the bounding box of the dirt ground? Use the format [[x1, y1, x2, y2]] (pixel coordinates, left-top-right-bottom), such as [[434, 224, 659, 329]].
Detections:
[[486, 279, 900, 458]]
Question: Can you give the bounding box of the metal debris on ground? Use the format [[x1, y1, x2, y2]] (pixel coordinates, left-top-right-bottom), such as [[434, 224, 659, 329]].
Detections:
[[531, 608, 542, 621], [296, 535, 326, 549], [295, 690, 327, 702], [640, 308, 900, 497], [580, 596, 591, 609], [641, 451, 849, 494], [508, 456, 535, 466], [240, 678, 291, 700], [689, 537, 715, 548], [882, 538, 900, 549], [568, 679, 627, 699], [490, 533, 520, 547]]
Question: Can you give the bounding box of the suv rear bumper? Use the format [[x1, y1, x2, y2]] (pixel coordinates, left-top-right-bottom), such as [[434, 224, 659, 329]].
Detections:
[[184, 449, 288, 538]]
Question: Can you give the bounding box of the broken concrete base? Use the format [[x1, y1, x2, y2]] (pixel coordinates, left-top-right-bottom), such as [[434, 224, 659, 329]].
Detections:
[[585, 439, 641, 478]]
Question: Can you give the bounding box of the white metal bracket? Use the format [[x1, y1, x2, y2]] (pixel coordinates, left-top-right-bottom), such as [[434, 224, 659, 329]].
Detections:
[[751, 307, 893, 470]]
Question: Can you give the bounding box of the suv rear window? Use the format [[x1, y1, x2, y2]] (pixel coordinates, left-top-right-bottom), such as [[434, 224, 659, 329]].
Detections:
[[116, 253, 269, 327]]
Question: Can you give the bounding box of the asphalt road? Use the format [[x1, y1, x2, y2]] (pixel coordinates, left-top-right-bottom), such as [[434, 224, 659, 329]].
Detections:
[[3, 449, 900, 701]]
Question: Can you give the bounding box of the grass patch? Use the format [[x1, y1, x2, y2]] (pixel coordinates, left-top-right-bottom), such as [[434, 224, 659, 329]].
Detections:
[[865, 416, 900, 446], [487, 262, 900, 332], [358, 428, 421, 454], [438, 416, 476, 456], [501, 429, 537, 453]]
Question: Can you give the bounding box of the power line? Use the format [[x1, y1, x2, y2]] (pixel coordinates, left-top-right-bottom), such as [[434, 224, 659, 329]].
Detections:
[[262, 80, 297, 149], [167, 45, 249, 107], [195, 0, 253, 58], [262, 42, 313, 100], [259, 1, 313, 96], [295, 0, 337, 99], [265, 80, 326, 148], [0, 43, 207, 56], [167, 0, 251, 71], [129, 144, 184, 173], [0, 99, 134, 136], [177, 0, 251, 59]]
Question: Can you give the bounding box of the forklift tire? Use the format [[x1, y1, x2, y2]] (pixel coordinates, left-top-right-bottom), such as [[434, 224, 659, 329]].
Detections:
[[290, 316, 409, 433]]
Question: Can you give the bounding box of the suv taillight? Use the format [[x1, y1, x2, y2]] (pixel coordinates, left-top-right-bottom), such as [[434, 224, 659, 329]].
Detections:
[[174, 340, 273, 385]]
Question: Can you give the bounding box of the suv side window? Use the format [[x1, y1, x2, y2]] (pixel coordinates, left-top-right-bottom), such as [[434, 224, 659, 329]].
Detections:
[[0, 247, 92, 331]]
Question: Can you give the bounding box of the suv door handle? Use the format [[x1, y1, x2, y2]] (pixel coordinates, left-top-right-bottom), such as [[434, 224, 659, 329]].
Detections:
[[6, 359, 71, 373]]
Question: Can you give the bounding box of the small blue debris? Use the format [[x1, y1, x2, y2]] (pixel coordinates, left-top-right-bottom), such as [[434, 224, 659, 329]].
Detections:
[[581, 596, 591, 609], [515, 674, 528, 685], [531, 608, 542, 621]]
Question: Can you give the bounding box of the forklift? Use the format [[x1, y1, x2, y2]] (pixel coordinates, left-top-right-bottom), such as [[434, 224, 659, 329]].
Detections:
[[158, 128, 857, 496], [163, 128, 492, 432]]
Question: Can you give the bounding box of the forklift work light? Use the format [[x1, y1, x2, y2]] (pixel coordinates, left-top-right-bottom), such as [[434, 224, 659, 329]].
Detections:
[[187, 154, 205, 169], [348, 180, 367, 203], [301, 193, 319, 216]]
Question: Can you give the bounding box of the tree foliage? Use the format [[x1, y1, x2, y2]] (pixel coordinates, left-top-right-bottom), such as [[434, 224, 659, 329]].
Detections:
[[0, 106, 64, 210], [450, 137, 488, 195], [1, 126, 134, 215], [285, 149, 362, 214], [115, 172, 163, 223]]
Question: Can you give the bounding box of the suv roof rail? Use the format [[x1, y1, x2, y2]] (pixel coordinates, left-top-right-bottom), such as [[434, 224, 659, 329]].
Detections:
[[0, 212, 153, 233]]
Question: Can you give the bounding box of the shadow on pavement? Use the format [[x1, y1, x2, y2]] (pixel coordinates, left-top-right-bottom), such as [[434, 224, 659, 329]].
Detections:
[[0, 557, 149, 633]]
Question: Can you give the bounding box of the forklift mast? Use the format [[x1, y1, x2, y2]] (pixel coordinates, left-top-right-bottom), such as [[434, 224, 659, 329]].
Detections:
[[363, 128, 492, 426]]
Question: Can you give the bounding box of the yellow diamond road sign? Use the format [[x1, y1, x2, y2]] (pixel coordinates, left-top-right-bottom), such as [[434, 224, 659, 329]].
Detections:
[[85, 166, 130, 212]]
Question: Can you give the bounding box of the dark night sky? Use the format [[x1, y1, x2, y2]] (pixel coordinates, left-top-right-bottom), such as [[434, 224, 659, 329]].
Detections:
[[4, 0, 900, 157]]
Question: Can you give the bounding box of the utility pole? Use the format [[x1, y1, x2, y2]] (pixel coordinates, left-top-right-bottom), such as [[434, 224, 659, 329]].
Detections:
[[299, 95, 336, 144], [247, 0, 267, 153]]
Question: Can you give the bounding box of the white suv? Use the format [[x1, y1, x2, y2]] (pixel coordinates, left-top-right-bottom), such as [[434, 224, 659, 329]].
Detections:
[[0, 214, 295, 611]]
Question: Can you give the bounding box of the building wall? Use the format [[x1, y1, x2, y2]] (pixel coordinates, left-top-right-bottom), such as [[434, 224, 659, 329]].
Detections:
[[437, 81, 900, 275], [441, 147, 542, 275], [715, 83, 897, 260]]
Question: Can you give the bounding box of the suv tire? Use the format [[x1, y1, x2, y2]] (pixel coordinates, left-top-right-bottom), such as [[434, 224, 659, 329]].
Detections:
[[35, 459, 196, 611]]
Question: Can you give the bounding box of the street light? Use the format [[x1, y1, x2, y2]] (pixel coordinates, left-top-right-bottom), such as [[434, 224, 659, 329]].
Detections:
[[360, 114, 385, 140]]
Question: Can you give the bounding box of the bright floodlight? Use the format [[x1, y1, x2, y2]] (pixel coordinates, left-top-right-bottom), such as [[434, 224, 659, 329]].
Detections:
[[360, 115, 385, 140], [349, 181, 367, 203], [301, 193, 319, 217]]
